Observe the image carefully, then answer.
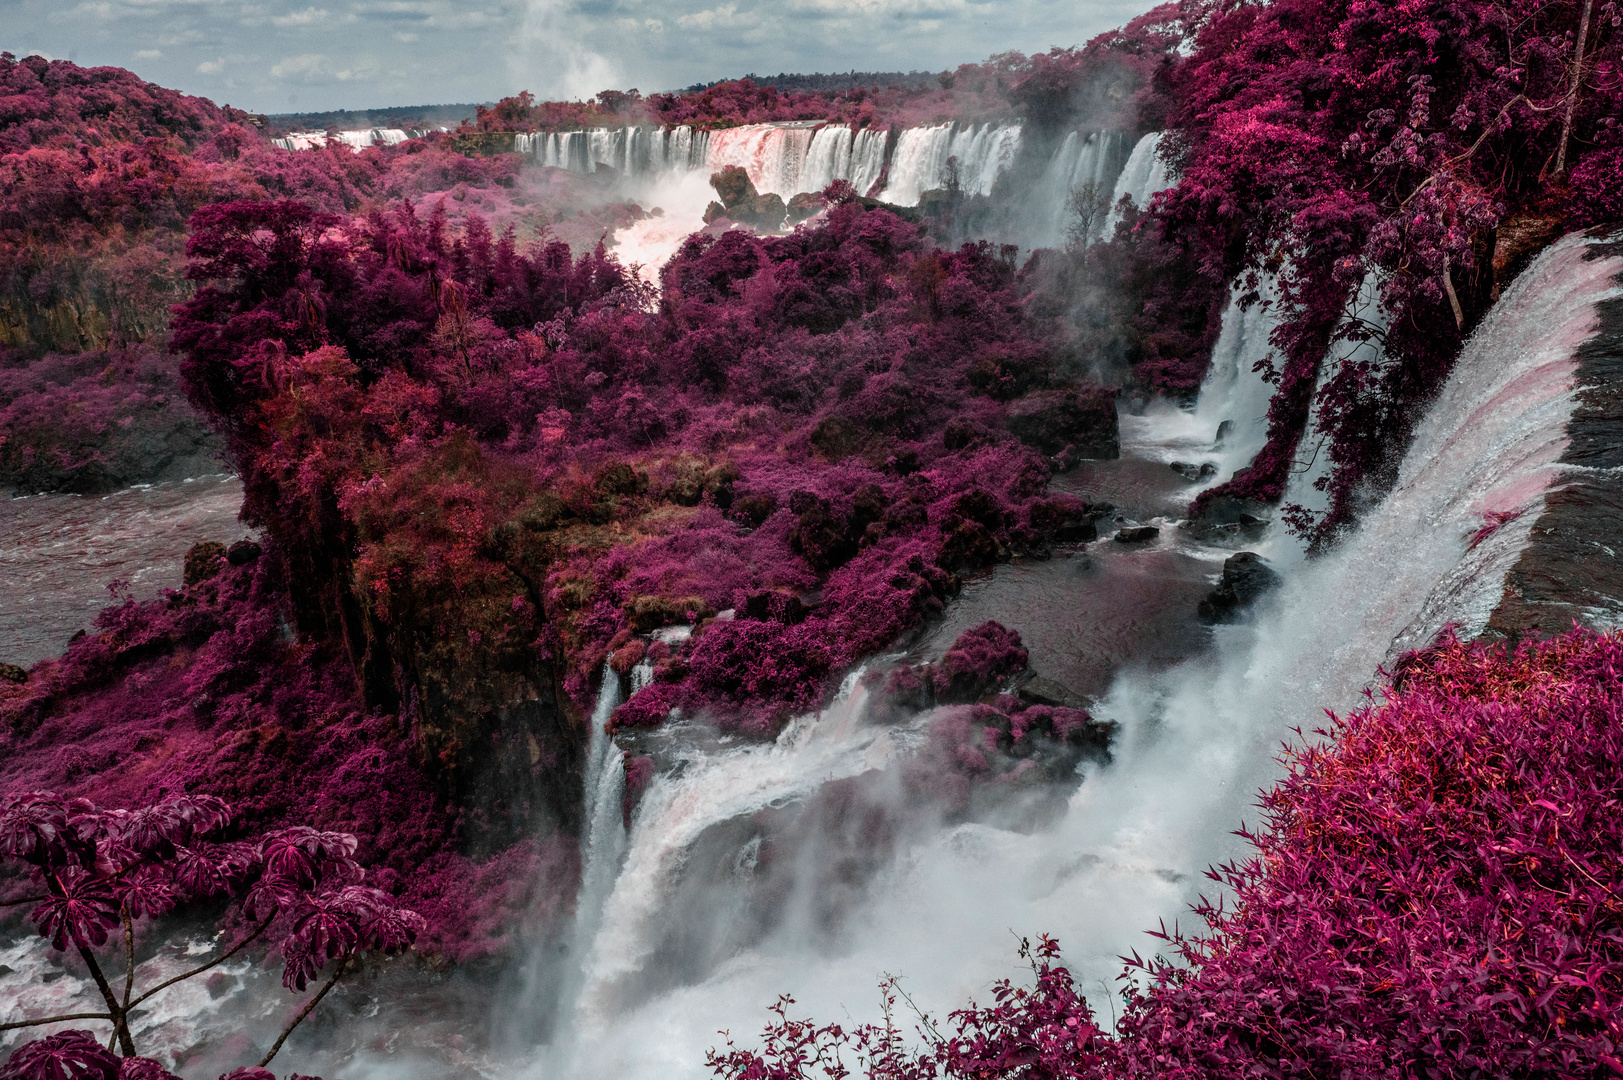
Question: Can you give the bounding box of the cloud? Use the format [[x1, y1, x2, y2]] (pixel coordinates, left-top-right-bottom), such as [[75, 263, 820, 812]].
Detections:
[[271, 6, 331, 26], [135, 48, 162, 58], [508, 0, 622, 101], [676, 2, 761, 30], [196, 57, 224, 74]]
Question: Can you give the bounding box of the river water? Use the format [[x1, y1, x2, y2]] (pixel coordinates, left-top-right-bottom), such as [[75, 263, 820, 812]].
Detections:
[[0, 474, 248, 668]]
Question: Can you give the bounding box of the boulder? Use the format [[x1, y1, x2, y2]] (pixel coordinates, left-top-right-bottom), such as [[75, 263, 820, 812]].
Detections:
[[708, 165, 787, 232], [787, 191, 824, 223], [226, 539, 262, 565], [1198, 551, 1283, 623], [1170, 461, 1218, 481], [0, 662, 27, 684], [1017, 674, 1085, 710], [183, 541, 228, 585], [1114, 526, 1159, 543], [1005, 386, 1119, 460]]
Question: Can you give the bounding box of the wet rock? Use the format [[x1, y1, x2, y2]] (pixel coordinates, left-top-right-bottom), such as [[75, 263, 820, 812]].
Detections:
[[1214, 419, 1233, 447], [226, 539, 262, 565], [1170, 461, 1219, 481], [183, 541, 228, 585], [787, 191, 824, 223], [1017, 674, 1085, 710], [0, 662, 26, 684], [1114, 526, 1159, 543], [1005, 386, 1120, 460], [1198, 551, 1283, 623], [708, 166, 787, 231]]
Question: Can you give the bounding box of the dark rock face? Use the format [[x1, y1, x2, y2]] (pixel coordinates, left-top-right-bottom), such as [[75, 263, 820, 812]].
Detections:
[[1198, 551, 1283, 623], [1114, 526, 1159, 543], [1017, 674, 1086, 710], [0, 662, 26, 684], [1006, 387, 1120, 460], [182, 541, 228, 585], [1487, 236, 1623, 639], [706, 165, 787, 232], [226, 539, 262, 565]]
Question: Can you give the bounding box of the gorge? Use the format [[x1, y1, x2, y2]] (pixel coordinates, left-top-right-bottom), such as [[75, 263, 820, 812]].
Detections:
[[3, 0, 1623, 1076]]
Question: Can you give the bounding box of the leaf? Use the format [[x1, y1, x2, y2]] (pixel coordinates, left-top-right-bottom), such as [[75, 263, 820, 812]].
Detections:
[[0, 1030, 120, 1080], [243, 873, 304, 920], [115, 1059, 180, 1080], [31, 868, 121, 951], [118, 866, 178, 919]]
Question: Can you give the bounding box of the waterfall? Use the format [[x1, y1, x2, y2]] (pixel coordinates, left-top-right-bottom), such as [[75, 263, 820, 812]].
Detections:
[[850, 128, 888, 197], [571, 666, 882, 1029], [800, 125, 854, 195], [1109, 131, 1173, 234], [704, 124, 817, 198], [1026, 128, 1133, 249], [534, 232, 1623, 1079], [879, 122, 1023, 206]]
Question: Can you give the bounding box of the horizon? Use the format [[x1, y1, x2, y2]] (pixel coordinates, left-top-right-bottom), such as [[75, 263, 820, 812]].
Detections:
[[2, 0, 1152, 115]]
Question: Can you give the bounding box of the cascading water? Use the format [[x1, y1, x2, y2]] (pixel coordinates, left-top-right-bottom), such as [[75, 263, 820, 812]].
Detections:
[[879, 122, 1023, 206], [1109, 131, 1172, 227], [1026, 128, 1133, 248], [525, 231, 1622, 1079]]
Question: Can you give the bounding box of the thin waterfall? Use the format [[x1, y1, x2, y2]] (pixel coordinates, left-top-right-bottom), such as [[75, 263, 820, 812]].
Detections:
[[1109, 131, 1173, 234], [879, 122, 1023, 206]]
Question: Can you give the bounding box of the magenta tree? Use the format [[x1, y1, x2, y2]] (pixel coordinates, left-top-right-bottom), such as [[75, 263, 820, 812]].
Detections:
[[0, 790, 423, 1073]]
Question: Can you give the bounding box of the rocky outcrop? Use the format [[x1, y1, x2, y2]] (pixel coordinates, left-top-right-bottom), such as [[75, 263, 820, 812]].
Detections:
[[1198, 551, 1283, 623], [1486, 234, 1623, 640], [705, 165, 787, 232], [1005, 385, 1120, 461]]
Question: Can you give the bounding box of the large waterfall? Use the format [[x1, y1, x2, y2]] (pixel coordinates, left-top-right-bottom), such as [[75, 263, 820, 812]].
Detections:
[[519, 230, 1622, 1077]]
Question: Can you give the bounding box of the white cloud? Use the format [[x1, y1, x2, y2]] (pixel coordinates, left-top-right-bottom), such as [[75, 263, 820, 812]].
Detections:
[[272, 7, 331, 26], [135, 48, 163, 58], [197, 57, 224, 74], [270, 52, 326, 77], [676, 3, 760, 30]]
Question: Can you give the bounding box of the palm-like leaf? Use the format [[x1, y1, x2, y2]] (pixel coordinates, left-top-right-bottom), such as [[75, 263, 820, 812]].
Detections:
[[0, 1030, 120, 1080], [31, 868, 121, 951]]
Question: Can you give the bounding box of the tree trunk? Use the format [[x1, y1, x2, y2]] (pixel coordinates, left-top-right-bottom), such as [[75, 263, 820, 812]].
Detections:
[[1556, 0, 1596, 176]]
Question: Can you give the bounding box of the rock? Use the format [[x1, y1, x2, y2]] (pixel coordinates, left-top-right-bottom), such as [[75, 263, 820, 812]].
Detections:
[[183, 541, 228, 585], [0, 662, 27, 684], [708, 165, 787, 231], [1114, 526, 1159, 543], [787, 191, 824, 223], [226, 539, 262, 565], [1005, 386, 1119, 460], [1017, 674, 1085, 710], [1170, 461, 1219, 481], [1198, 551, 1283, 623], [1214, 419, 1233, 447]]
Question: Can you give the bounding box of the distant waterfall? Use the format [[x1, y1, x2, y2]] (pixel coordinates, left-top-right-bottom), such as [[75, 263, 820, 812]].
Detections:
[[1109, 131, 1173, 233], [704, 124, 818, 197], [1026, 128, 1134, 249], [272, 128, 409, 151], [879, 122, 1023, 206]]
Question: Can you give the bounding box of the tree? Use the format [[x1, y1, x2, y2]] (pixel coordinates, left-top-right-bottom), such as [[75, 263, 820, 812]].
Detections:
[[0, 791, 422, 1072]]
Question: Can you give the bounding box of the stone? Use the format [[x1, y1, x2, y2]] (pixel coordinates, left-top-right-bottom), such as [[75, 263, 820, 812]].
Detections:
[[183, 541, 228, 585], [226, 539, 262, 565], [1170, 461, 1219, 481], [1005, 386, 1120, 460], [1017, 674, 1085, 710], [0, 662, 27, 684], [1114, 526, 1159, 543], [787, 191, 824, 223], [1198, 551, 1283, 623], [1214, 419, 1233, 447]]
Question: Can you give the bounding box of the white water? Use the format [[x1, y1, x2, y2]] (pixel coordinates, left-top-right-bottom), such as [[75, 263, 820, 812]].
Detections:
[[1108, 132, 1173, 237], [879, 122, 1023, 206], [519, 231, 1621, 1078], [1028, 129, 1133, 248]]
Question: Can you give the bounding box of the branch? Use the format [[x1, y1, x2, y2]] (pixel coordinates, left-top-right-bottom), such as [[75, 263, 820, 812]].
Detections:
[[127, 912, 277, 1010], [74, 944, 133, 1057], [0, 1013, 115, 1033], [0, 894, 49, 908], [119, 905, 136, 1050], [1555, 0, 1596, 176], [259, 953, 353, 1069]]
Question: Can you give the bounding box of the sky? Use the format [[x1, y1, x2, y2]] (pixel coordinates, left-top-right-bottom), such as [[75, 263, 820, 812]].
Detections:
[[2, 0, 1154, 114]]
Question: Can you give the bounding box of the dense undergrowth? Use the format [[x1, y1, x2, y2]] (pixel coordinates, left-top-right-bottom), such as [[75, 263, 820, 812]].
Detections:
[[713, 628, 1623, 1079]]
